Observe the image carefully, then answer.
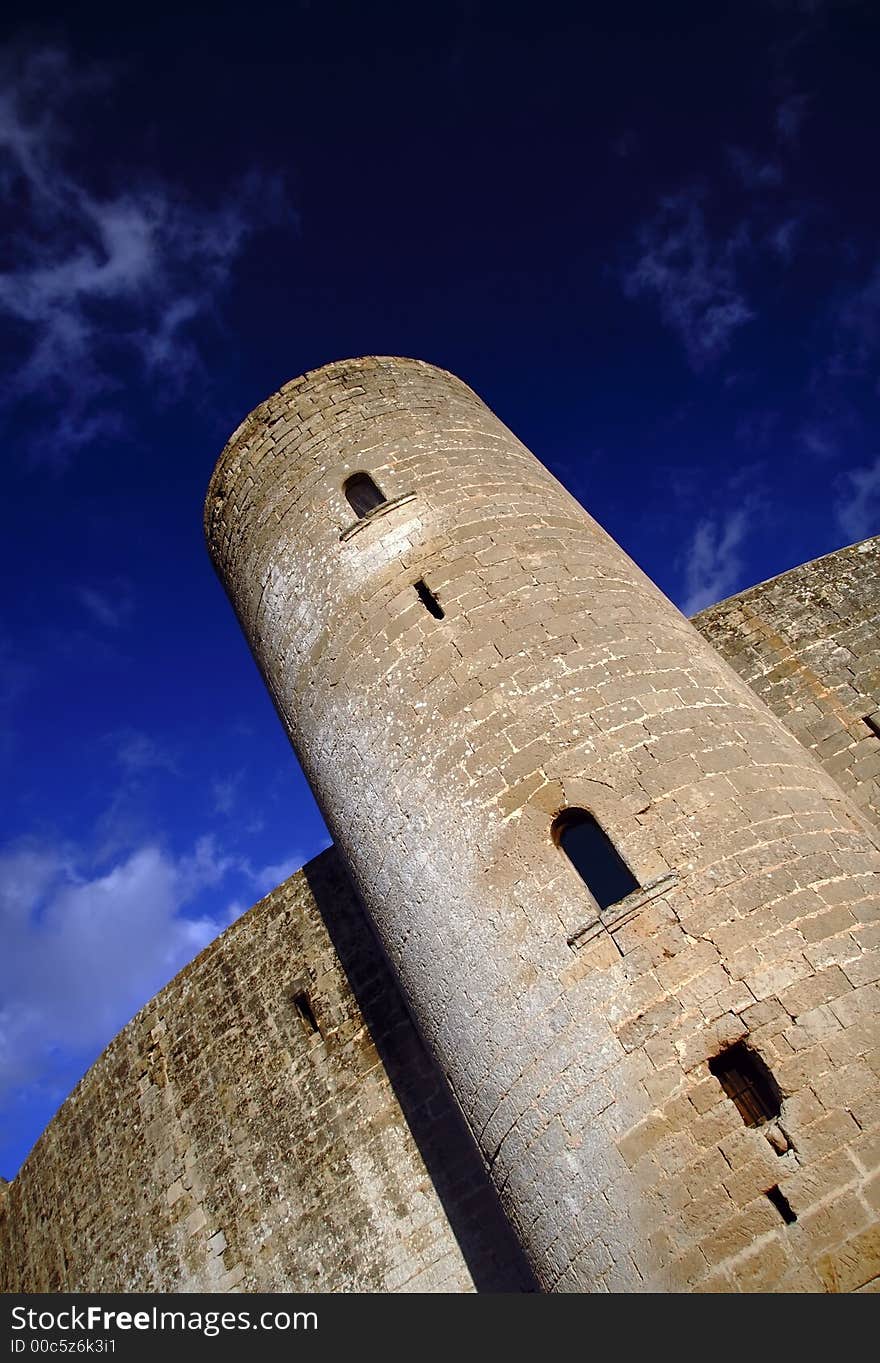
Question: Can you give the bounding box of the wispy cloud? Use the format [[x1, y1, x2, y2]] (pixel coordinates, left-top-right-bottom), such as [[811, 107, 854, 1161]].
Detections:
[[767, 216, 802, 263], [73, 580, 134, 630], [835, 458, 880, 542], [212, 771, 244, 816], [726, 146, 783, 190], [681, 506, 754, 614], [0, 822, 312, 1118], [252, 854, 306, 897], [623, 190, 755, 370], [114, 729, 178, 776], [799, 421, 839, 460], [0, 838, 231, 1101], [0, 44, 291, 465]]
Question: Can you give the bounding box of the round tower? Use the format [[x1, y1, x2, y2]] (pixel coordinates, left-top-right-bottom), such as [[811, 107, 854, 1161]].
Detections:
[[206, 357, 880, 1293]]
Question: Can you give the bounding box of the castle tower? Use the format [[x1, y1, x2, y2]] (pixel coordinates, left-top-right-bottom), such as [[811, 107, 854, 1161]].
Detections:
[[206, 357, 880, 1293]]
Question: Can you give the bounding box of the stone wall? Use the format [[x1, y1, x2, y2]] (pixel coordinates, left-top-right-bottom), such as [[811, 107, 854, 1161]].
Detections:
[[4, 361, 878, 1296], [693, 537, 880, 831], [206, 356, 880, 1292], [0, 848, 532, 1293]]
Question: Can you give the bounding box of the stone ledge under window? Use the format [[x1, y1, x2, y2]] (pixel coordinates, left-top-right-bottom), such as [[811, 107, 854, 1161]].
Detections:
[[339, 492, 417, 542], [567, 871, 680, 951]]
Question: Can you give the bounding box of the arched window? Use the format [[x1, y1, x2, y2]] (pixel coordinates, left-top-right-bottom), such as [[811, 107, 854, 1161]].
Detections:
[[344, 472, 386, 518], [552, 808, 639, 909]]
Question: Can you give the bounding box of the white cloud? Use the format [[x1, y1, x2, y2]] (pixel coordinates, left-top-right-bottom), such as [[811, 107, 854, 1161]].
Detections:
[[680, 507, 753, 614], [252, 854, 306, 896], [623, 190, 755, 370], [0, 44, 290, 464], [799, 422, 838, 460], [74, 580, 134, 630], [726, 146, 783, 189], [212, 771, 243, 816], [835, 458, 880, 542], [114, 729, 178, 775], [0, 838, 232, 1099], [768, 216, 801, 263], [0, 813, 315, 1112], [177, 834, 243, 898]]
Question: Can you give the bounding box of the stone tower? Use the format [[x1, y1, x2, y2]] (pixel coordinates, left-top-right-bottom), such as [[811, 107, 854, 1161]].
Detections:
[[205, 356, 880, 1292]]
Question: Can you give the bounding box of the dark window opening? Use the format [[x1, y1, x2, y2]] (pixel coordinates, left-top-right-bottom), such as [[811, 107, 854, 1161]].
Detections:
[[344, 472, 386, 519], [864, 712, 880, 739], [709, 1042, 781, 1126], [414, 578, 444, 619], [765, 1186, 797, 1224], [552, 809, 639, 910], [293, 991, 320, 1038]]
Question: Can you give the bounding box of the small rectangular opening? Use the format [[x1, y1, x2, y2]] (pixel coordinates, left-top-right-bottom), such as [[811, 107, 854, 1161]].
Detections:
[[293, 991, 320, 1037], [414, 578, 444, 619], [708, 1042, 781, 1126], [864, 712, 880, 738], [765, 1186, 796, 1224]]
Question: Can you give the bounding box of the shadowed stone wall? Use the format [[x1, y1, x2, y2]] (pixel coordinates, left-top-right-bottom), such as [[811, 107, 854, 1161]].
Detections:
[[205, 356, 880, 1292], [0, 848, 532, 1293], [694, 536, 880, 832]]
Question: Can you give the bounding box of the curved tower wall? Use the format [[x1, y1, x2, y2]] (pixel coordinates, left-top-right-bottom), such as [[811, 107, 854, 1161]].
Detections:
[[206, 357, 880, 1292], [693, 536, 880, 831]]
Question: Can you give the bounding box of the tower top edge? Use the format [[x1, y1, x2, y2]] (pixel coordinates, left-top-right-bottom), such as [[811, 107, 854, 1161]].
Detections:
[[202, 355, 472, 540], [691, 532, 880, 620]]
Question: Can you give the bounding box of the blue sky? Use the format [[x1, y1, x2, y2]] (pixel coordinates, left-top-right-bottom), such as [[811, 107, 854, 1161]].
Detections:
[[2, 0, 879, 1177]]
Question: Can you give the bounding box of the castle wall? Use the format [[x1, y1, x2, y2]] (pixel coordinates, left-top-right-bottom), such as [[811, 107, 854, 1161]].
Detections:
[[693, 537, 880, 831], [206, 356, 880, 1292], [0, 848, 531, 1293]]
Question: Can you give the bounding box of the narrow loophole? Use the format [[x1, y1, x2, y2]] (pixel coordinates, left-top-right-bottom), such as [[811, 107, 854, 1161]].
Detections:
[[765, 1186, 796, 1224], [293, 991, 320, 1037], [864, 712, 880, 738], [414, 579, 444, 619]]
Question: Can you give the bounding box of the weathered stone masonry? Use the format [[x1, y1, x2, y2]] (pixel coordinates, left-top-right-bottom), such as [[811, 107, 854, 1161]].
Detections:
[[200, 357, 879, 1291], [694, 537, 880, 831], [2, 356, 878, 1293]]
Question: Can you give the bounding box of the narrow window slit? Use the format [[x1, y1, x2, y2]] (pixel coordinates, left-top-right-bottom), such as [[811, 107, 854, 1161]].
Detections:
[[293, 991, 320, 1038], [864, 711, 880, 738], [709, 1042, 781, 1126], [414, 579, 444, 619], [343, 472, 386, 518], [765, 1186, 796, 1224], [552, 808, 639, 910]]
